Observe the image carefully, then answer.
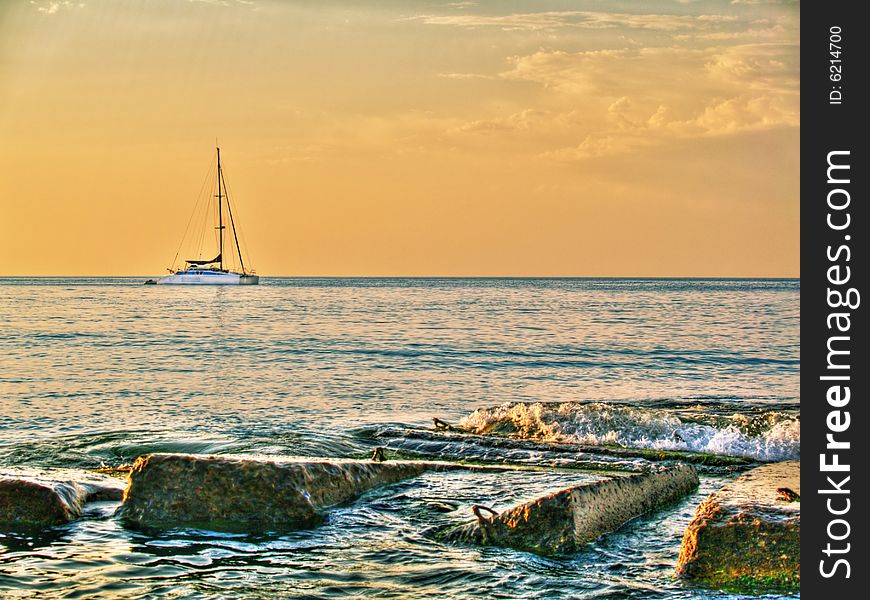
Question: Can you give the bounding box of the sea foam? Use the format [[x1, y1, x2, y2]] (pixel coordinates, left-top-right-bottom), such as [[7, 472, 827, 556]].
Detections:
[[459, 401, 800, 461]]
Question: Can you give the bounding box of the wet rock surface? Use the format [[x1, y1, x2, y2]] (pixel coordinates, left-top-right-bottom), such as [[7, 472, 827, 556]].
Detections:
[[438, 463, 699, 555], [117, 453, 451, 531], [0, 469, 124, 529], [676, 460, 799, 593], [356, 425, 754, 474]]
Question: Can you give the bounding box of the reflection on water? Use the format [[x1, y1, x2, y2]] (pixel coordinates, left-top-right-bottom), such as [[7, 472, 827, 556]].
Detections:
[[0, 278, 799, 598]]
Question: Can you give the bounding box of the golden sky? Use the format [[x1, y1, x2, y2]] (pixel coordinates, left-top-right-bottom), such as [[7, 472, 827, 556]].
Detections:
[[0, 0, 799, 277]]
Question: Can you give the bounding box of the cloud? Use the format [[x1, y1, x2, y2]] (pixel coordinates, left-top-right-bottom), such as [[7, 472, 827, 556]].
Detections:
[[501, 42, 798, 104], [543, 91, 797, 161], [500, 47, 712, 97], [705, 42, 799, 91], [407, 11, 739, 32], [448, 39, 798, 160], [437, 72, 495, 80], [451, 109, 554, 134], [187, 0, 256, 6], [731, 0, 798, 5], [544, 133, 653, 160], [30, 0, 84, 14], [672, 11, 796, 43]]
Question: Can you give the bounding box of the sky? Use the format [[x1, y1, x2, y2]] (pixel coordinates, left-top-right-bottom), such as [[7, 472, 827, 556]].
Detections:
[[0, 0, 799, 277]]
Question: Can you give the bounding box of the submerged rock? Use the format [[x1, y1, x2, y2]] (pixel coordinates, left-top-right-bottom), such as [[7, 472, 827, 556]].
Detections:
[[676, 460, 799, 593], [117, 453, 442, 531], [438, 463, 699, 555], [0, 470, 124, 529]]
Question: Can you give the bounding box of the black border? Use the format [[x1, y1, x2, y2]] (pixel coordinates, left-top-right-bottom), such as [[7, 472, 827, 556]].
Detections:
[[801, 2, 866, 594]]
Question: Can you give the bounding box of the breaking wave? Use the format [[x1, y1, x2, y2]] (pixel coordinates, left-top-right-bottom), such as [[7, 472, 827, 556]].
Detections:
[[458, 401, 800, 461]]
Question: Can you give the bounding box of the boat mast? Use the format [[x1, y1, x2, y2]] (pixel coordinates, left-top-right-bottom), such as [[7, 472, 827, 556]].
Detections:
[[216, 146, 224, 271]]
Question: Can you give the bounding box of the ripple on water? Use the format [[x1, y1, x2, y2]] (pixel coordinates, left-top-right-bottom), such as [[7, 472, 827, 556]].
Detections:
[[0, 278, 799, 598]]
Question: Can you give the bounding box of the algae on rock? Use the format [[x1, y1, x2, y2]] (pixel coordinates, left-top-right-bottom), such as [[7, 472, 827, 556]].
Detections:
[[439, 463, 699, 555], [676, 460, 800, 593]]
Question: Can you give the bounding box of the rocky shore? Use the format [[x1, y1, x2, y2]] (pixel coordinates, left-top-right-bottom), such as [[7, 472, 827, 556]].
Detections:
[[676, 460, 800, 593], [2, 453, 800, 595]]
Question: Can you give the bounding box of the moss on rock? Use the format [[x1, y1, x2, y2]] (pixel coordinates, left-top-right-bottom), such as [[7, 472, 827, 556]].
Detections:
[[676, 461, 800, 593]]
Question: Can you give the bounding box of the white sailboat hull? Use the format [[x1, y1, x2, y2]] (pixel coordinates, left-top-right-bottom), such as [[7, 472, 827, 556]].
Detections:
[[156, 272, 259, 285]]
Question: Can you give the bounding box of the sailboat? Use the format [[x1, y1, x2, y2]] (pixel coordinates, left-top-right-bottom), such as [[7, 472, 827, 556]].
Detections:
[[156, 147, 259, 285]]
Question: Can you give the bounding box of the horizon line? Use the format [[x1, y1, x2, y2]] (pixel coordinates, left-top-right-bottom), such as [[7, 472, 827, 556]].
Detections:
[[0, 274, 801, 280]]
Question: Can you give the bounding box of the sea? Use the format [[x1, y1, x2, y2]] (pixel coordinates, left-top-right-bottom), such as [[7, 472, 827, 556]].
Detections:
[[0, 277, 800, 599]]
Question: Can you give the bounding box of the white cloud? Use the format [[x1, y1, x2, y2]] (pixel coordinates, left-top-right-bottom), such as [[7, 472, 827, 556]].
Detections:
[[542, 90, 798, 161], [451, 109, 553, 134], [437, 72, 495, 80], [731, 0, 797, 5], [187, 0, 256, 6], [704, 42, 800, 97], [30, 0, 84, 15], [448, 40, 798, 160], [407, 11, 739, 32]]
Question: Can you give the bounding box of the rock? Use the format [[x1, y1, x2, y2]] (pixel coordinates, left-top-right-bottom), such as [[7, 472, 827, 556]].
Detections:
[[0, 478, 85, 528], [427, 501, 459, 513], [362, 426, 753, 473], [433, 417, 462, 432], [676, 460, 799, 593], [776, 487, 800, 502], [117, 453, 443, 531], [0, 470, 123, 529], [438, 463, 699, 555]]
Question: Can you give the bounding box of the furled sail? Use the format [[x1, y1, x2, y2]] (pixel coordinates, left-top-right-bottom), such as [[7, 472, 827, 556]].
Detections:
[[186, 253, 221, 265]]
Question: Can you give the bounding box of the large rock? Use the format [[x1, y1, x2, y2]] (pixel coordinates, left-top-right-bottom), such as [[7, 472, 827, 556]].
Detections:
[[117, 453, 441, 530], [0, 470, 124, 529], [439, 463, 699, 555], [676, 460, 799, 593]]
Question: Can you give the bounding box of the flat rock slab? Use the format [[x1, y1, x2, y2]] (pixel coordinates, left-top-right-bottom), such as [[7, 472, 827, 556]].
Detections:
[[676, 460, 800, 593], [0, 469, 124, 529], [439, 463, 699, 555], [117, 453, 448, 531]]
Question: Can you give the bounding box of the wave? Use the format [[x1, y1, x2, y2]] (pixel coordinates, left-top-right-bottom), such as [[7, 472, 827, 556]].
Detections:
[[458, 401, 799, 461], [0, 426, 366, 470]]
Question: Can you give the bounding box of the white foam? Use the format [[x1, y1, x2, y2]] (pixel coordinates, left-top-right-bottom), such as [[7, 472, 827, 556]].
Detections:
[[459, 402, 800, 461]]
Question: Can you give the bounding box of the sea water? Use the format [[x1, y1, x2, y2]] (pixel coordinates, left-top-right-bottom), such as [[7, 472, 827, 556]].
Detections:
[[0, 278, 799, 598]]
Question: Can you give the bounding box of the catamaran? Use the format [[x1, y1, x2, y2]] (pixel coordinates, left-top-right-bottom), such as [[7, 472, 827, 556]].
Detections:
[[155, 147, 259, 285]]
